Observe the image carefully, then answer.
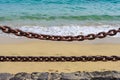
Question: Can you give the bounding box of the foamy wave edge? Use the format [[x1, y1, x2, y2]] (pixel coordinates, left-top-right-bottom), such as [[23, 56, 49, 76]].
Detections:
[[18, 25, 120, 37], [0, 25, 120, 38]]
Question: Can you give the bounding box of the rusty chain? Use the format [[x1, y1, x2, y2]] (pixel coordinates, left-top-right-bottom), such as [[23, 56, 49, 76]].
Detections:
[[0, 26, 120, 41], [0, 26, 120, 62], [0, 56, 120, 62]]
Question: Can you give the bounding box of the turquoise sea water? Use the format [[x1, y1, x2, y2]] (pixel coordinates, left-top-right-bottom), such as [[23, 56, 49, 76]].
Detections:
[[1, 0, 120, 22], [0, 0, 120, 37]]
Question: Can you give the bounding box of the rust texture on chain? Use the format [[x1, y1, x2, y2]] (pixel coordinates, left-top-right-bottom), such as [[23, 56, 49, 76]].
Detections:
[[0, 26, 120, 41], [0, 26, 120, 62], [0, 56, 120, 62]]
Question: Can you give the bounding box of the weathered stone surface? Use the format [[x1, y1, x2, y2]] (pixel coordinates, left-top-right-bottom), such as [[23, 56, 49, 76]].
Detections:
[[10, 72, 32, 80], [50, 73, 61, 80], [0, 73, 13, 80], [61, 72, 85, 80], [1, 71, 120, 80], [90, 77, 120, 80], [31, 72, 49, 80]]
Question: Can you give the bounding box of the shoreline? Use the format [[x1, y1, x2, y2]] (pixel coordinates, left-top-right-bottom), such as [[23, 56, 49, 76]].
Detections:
[[0, 35, 120, 44], [0, 36, 120, 73]]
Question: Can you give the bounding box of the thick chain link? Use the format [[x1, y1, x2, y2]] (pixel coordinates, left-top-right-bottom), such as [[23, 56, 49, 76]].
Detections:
[[0, 26, 120, 62], [0, 26, 120, 41], [0, 56, 120, 62]]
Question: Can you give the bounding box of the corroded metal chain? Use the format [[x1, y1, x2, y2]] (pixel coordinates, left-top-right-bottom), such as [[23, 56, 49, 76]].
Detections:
[[0, 26, 120, 41], [0, 56, 120, 62], [0, 26, 120, 62]]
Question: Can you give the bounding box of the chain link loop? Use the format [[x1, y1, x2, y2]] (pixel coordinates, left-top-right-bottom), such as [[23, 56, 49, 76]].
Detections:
[[0, 26, 119, 41], [0, 56, 120, 62], [0, 26, 120, 62]]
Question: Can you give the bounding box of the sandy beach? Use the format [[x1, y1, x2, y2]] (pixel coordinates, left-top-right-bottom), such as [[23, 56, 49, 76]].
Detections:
[[0, 36, 120, 73], [1, 1, 120, 78]]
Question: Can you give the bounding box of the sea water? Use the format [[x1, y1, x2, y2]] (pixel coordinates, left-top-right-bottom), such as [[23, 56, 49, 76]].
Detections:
[[0, 0, 120, 37]]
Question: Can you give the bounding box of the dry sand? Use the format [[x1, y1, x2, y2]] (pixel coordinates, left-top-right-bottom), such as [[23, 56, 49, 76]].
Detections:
[[0, 36, 120, 73]]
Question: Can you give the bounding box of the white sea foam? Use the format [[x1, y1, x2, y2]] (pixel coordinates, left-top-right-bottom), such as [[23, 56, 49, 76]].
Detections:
[[0, 25, 119, 38], [18, 25, 120, 37]]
